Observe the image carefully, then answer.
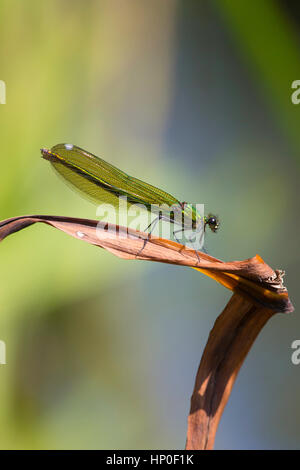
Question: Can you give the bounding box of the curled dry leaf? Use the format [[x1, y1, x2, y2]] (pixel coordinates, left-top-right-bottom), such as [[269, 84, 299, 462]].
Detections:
[[0, 214, 293, 313], [0, 214, 294, 450]]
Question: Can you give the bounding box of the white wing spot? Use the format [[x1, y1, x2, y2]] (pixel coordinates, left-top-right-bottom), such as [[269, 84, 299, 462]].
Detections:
[[65, 144, 74, 150], [76, 231, 85, 238]]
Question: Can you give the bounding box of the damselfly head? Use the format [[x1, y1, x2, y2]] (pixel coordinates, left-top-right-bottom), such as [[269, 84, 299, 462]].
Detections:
[[205, 214, 220, 233]]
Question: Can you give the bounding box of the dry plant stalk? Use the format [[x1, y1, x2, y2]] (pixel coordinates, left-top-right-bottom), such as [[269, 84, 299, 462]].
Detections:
[[0, 214, 294, 449]]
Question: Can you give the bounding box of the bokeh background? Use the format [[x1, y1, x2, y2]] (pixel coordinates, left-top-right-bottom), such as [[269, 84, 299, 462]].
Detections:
[[0, 0, 299, 449]]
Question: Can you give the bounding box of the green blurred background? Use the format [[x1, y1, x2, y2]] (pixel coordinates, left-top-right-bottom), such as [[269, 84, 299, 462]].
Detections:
[[0, 0, 299, 449]]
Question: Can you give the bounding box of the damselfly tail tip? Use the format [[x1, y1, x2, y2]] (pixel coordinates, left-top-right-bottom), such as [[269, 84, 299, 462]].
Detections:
[[41, 148, 49, 156], [41, 148, 55, 162]]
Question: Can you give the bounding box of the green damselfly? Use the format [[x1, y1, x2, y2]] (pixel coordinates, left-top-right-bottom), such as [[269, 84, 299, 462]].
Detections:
[[41, 144, 219, 252]]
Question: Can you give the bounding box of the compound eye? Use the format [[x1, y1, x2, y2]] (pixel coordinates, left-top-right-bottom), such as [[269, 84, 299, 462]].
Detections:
[[209, 217, 216, 225]]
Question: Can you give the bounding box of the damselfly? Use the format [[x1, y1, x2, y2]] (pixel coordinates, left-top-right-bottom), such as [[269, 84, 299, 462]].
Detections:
[[41, 144, 219, 252]]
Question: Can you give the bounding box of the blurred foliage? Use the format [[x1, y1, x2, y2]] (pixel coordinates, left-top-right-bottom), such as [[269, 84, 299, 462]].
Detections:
[[216, 0, 300, 158], [0, 0, 299, 449]]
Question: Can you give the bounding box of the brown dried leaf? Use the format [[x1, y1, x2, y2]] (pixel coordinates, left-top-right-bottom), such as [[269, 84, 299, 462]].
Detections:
[[0, 214, 293, 313], [0, 214, 294, 449], [186, 293, 276, 450]]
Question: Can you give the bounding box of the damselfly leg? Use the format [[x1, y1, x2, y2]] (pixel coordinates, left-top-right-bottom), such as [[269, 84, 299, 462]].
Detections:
[[173, 227, 202, 264], [135, 215, 161, 257]]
